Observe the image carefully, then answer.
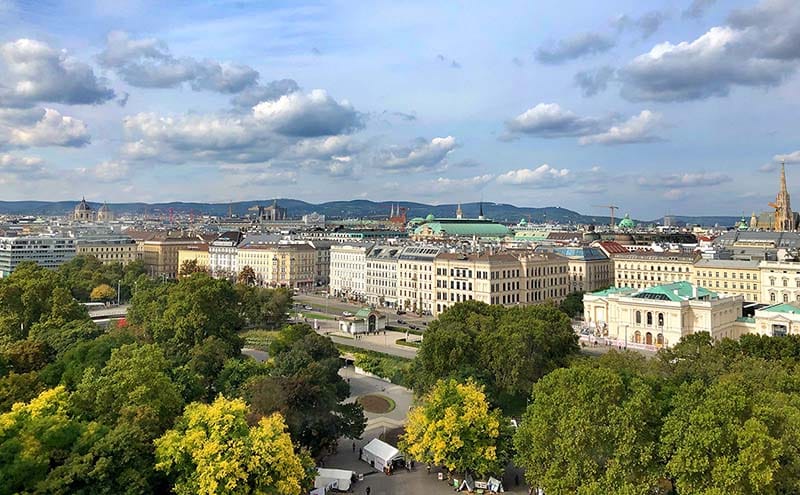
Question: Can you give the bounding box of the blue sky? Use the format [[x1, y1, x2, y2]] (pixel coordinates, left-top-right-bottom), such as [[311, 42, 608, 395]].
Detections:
[[0, 0, 798, 218]]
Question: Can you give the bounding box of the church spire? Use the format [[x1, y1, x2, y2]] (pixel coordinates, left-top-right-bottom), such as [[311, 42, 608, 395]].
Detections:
[[769, 160, 794, 231], [456, 202, 463, 219]]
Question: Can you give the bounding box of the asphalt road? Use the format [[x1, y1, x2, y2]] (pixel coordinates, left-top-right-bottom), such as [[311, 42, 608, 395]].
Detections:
[[294, 293, 433, 331]]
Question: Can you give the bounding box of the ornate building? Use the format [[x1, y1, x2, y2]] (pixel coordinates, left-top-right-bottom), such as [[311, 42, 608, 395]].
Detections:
[[769, 161, 794, 231], [96, 203, 114, 222], [73, 197, 94, 222]]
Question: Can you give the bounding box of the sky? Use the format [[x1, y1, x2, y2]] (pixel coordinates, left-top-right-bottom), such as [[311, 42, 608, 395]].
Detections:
[[0, 0, 798, 218]]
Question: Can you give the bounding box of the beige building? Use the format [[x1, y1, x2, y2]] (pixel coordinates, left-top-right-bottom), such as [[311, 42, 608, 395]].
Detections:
[[139, 236, 206, 279], [177, 245, 210, 275], [583, 282, 744, 349], [536, 246, 614, 293], [759, 260, 800, 304], [365, 245, 401, 308], [76, 237, 137, 265], [432, 251, 569, 316], [397, 245, 442, 315], [237, 243, 316, 290], [692, 259, 761, 302], [612, 251, 697, 289]]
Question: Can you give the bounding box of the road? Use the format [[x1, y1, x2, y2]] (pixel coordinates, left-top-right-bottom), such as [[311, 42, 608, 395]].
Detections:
[[294, 293, 433, 331]]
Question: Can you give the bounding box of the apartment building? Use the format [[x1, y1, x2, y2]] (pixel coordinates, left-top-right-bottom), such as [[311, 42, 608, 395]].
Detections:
[[139, 236, 207, 280], [397, 245, 442, 315], [237, 243, 316, 290], [365, 245, 402, 307], [329, 243, 374, 300], [759, 261, 800, 305], [692, 259, 761, 302], [535, 246, 613, 292], [208, 231, 243, 280], [0, 236, 76, 278], [431, 251, 569, 316], [75, 237, 137, 265], [612, 251, 697, 289], [177, 245, 210, 275]]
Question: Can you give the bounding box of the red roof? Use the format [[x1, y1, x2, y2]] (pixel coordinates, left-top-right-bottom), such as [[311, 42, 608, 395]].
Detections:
[[596, 241, 628, 254]]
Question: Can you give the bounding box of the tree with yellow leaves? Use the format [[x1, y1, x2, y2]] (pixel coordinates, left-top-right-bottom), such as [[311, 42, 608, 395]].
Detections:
[[399, 378, 511, 477], [154, 395, 314, 495]]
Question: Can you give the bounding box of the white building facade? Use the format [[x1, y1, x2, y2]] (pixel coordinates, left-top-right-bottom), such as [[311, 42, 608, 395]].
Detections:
[[365, 245, 402, 308], [0, 236, 76, 277], [329, 243, 373, 300], [397, 245, 441, 315]]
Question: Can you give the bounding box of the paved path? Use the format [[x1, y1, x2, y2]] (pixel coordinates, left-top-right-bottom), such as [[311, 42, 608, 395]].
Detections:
[[295, 293, 433, 330]]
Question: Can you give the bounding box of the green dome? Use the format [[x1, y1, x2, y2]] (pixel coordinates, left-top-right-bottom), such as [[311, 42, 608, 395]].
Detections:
[[618, 213, 635, 229], [410, 217, 425, 224], [519, 218, 527, 225], [425, 214, 435, 221], [737, 217, 749, 231]]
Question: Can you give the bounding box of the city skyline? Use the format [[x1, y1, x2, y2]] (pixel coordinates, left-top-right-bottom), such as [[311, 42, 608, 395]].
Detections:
[[0, 0, 798, 218]]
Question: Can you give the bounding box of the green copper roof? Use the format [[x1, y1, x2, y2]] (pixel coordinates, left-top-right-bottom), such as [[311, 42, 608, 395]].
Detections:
[[414, 220, 510, 237], [590, 286, 635, 297], [354, 308, 373, 318], [762, 303, 800, 314], [633, 281, 717, 302], [618, 213, 635, 229]]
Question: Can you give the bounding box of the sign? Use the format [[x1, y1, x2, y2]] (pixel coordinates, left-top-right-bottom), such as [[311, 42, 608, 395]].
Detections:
[[475, 481, 488, 489]]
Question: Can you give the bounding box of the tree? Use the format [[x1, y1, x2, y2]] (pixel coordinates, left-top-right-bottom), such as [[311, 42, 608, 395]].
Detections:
[[558, 291, 585, 318], [155, 396, 313, 495], [236, 285, 293, 328], [0, 371, 44, 412], [1, 339, 52, 373], [400, 379, 509, 477], [0, 261, 62, 342], [661, 367, 800, 495], [514, 365, 661, 494], [90, 283, 116, 302], [238, 265, 257, 286], [179, 259, 208, 277], [72, 343, 184, 436]]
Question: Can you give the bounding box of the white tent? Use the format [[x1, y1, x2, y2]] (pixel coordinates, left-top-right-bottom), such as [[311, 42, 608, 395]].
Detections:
[[315, 468, 355, 492], [361, 438, 403, 470]]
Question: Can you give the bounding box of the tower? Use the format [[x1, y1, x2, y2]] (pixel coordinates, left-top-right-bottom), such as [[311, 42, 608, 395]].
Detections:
[[750, 212, 758, 230], [478, 201, 484, 220], [769, 160, 794, 231], [455, 203, 463, 219]]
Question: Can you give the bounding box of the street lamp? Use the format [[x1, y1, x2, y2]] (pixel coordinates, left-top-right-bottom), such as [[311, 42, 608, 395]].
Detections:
[[624, 324, 628, 350]]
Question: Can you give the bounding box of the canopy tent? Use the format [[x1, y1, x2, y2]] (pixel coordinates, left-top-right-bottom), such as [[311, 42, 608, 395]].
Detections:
[[361, 438, 403, 470], [315, 468, 355, 492]]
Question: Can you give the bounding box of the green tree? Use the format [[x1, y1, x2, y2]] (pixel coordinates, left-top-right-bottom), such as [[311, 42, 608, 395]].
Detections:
[[72, 343, 183, 436], [155, 396, 313, 495], [238, 265, 257, 286], [90, 283, 117, 302], [400, 379, 510, 477], [0, 371, 44, 412], [237, 285, 293, 328], [179, 259, 208, 277], [514, 365, 661, 494], [661, 367, 800, 495], [558, 291, 585, 318], [39, 330, 137, 390], [0, 262, 62, 342]]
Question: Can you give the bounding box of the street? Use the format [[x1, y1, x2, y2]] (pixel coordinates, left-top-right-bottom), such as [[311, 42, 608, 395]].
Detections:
[[294, 293, 434, 331]]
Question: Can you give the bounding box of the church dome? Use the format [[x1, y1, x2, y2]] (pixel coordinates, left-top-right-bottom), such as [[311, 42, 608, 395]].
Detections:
[[74, 197, 92, 213], [618, 213, 635, 229], [425, 214, 435, 222]]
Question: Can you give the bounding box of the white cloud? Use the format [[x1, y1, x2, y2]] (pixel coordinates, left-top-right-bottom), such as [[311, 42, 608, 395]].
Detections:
[[0, 38, 114, 107], [376, 136, 457, 171], [579, 110, 662, 145], [536, 32, 616, 64], [430, 174, 494, 192], [252, 89, 362, 137], [505, 103, 602, 138], [774, 151, 800, 163], [76, 160, 130, 183], [638, 172, 731, 188], [4, 108, 90, 148], [0, 153, 48, 178], [496, 165, 572, 188], [663, 189, 689, 200], [621, 0, 800, 101]]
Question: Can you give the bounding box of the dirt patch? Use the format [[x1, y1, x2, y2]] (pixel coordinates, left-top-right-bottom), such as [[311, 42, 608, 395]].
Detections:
[[357, 394, 396, 414]]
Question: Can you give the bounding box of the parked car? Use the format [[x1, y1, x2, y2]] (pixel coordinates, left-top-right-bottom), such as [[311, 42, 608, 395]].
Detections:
[[303, 305, 313, 310], [397, 319, 406, 324], [396, 309, 406, 315], [342, 311, 353, 317], [409, 324, 418, 330]]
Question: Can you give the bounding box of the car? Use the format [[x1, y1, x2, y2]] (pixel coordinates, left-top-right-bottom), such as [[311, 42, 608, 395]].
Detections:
[[397, 319, 405, 324], [303, 305, 313, 310], [409, 324, 418, 330], [396, 310, 406, 315], [342, 311, 353, 317]]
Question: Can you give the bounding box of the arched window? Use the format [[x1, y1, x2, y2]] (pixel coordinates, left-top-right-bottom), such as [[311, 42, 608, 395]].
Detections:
[[658, 313, 664, 327], [635, 311, 642, 324], [656, 333, 664, 346], [646, 312, 653, 326], [645, 332, 653, 345], [634, 331, 642, 343], [771, 292, 776, 302]]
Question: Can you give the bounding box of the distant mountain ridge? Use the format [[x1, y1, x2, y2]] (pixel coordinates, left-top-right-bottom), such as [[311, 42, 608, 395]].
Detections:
[[0, 199, 740, 227]]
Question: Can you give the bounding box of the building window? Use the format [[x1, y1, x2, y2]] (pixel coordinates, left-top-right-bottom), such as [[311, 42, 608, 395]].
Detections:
[[646, 312, 653, 326], [658, 313, 664, 327]]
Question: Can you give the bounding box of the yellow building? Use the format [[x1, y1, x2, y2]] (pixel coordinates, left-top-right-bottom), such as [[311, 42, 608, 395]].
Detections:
[[612, 251, 697, 289], [432, 251, 569, 316], [237, 243, 316, 289], [692, 259, 761, 302], [139, 236, 206, 280], [177, 245, 210, 275], [76, 237, 137, 265]]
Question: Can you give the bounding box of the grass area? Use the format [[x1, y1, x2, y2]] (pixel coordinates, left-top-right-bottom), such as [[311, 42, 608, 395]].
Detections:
[[357, 394, 396, 414], [395, 338, 421, 348], [336, 343, 413, 388], [239, 329, 280, 352], [386, 325, 425, 335]]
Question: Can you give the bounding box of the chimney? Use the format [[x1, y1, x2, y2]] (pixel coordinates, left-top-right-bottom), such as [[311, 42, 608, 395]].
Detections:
[[692, 284, 698, 299]]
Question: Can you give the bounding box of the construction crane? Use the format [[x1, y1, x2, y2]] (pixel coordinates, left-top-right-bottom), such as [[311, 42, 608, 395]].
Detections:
[[592, 205, 620, 229]]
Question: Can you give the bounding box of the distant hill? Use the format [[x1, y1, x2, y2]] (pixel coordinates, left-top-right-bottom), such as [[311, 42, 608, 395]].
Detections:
[[0, 199, 740, 227]]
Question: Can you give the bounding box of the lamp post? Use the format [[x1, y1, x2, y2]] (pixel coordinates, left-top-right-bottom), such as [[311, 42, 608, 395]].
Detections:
[[624, 324, 628, 350], [117, 279, 121, 306]]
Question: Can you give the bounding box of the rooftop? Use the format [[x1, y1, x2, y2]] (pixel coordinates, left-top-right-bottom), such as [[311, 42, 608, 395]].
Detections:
[[632, 281, 717, 302], [761, 303, 800, 315]]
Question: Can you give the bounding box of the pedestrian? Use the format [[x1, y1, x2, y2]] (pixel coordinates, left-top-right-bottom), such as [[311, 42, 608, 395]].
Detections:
[[359, 447, 363, 458], [352, 441, 356, 452], [366, 487, 371, 495], [515, 474, 519, 486]]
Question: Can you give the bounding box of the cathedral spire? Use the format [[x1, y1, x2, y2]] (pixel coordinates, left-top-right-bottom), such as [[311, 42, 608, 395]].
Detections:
[[456, 202, 463, 219], [769, 160, 794, 231]]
